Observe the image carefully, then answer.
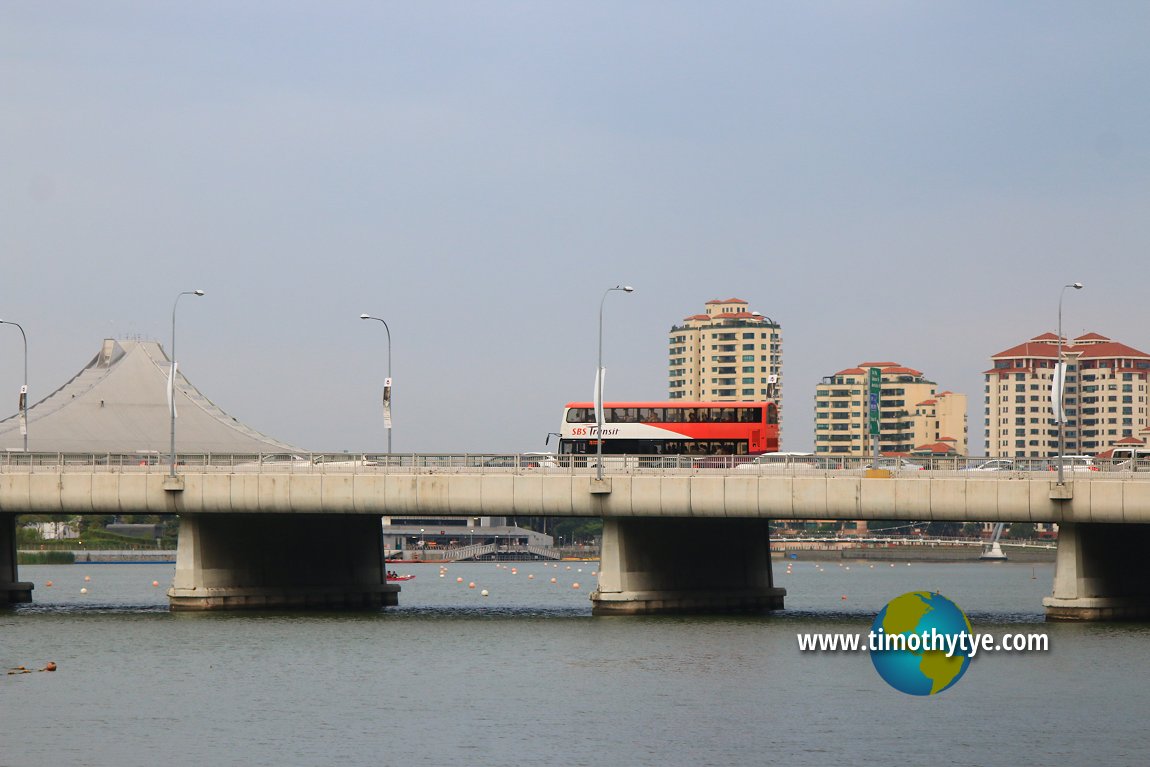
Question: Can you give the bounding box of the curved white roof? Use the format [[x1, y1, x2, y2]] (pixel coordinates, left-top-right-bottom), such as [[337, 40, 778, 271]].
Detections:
[[0, 338, 299, 454]]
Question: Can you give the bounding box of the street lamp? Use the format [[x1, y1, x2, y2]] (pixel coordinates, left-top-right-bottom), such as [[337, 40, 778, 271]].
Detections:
[[0, 320, 28, 452], [596, 285, 634, 480], [1056, 282, 1084, 485], [169, 290, 205, 477], [359, 314, 393, 454]]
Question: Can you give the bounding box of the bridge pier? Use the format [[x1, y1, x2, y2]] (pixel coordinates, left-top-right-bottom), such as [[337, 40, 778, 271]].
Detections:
[[591, 517, 785, 615], [1, 513, 33, 604], [168, 514, 399, 610], [1044, 522, 1150, 621]]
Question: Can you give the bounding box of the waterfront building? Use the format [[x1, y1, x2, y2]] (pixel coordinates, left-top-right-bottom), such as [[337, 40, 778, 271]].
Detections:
[[668, 297, 782, 409], [814, 362, 968, 456], [985, 332, 1150, 457]]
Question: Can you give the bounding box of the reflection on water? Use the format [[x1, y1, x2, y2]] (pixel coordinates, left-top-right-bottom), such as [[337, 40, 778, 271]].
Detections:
[[2, 561, 1147, 767]]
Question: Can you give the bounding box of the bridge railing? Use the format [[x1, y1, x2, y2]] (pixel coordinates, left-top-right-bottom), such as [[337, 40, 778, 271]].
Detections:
[[2, 452, 1149, 479]]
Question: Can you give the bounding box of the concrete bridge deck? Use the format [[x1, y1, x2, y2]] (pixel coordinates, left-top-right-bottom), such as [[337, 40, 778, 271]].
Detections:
[[3, 453, 1149, 619]]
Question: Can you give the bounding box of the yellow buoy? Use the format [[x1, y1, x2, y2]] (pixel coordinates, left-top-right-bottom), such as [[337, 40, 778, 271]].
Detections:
[[528, 574, 535, 579]]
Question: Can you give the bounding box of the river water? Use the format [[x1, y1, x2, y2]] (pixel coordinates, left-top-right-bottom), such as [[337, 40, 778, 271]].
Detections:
[[1, 559, 1145, 766]]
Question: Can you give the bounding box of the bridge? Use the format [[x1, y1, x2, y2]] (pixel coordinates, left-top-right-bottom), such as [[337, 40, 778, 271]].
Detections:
[[4, 453, 1150, 620]]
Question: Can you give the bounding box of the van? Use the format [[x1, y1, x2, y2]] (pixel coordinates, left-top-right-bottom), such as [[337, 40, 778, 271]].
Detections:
[[1102, 448, 1150, 471]]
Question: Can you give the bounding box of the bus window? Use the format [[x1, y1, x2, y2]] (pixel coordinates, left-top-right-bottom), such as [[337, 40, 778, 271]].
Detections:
[[767, 403, 778, 425], [665, 408, 682, 423]]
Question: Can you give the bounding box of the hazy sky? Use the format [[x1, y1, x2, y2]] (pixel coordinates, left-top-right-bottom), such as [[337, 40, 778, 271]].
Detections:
[[2, 3, 1148, 454]]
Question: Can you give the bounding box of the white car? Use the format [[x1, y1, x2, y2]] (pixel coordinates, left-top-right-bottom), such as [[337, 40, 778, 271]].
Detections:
[[962, 459, 1015, 472]]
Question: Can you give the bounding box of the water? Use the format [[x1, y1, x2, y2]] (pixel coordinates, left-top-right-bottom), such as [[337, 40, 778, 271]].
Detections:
[[2, 560, 1146, 766]]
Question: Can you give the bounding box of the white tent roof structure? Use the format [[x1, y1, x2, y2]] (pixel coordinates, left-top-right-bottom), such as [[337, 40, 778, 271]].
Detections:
[[0, 338, 300, 454]]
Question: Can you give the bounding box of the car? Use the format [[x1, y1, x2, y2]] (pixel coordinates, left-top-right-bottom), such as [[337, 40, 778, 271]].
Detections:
[[483, 453, 560, 469], [962, 459, 1015, 472], [1047, 456, 1099, 473], [233, 453, 314, 471], [735, 453, 824, 472], [864, 457, 925, 471]]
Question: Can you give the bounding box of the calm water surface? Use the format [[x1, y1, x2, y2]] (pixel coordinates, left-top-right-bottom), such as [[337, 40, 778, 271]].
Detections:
[[1, 560, 1146, 766]]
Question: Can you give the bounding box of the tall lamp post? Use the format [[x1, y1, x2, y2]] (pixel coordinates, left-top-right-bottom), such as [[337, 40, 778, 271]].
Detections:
[[0, 320, 28, 453], [169, 290, 205, 477], [596, 285, 635, 481], [359, 314, 393, 454], [1056, 282, 1084, 485]]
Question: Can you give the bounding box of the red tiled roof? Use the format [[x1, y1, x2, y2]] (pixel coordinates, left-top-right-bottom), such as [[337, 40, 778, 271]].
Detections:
[[833, 368, 866, 376], [705, 298, 748, 305], [991, 341, 1060, 359], [1072, 341, 1150, 359], [918, 399, 938, 406], [859, 361, 900, 368], [914, 442, 957, 454], [992, 334, 1150, 360], [882, 367, 923, 376]]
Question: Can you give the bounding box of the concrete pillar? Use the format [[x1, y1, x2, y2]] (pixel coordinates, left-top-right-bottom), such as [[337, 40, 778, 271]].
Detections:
[[1044, 522, 1150, 621], [168, 514, 399, 610], [591, 517, 785, 615], [0, 513, 33, 604]]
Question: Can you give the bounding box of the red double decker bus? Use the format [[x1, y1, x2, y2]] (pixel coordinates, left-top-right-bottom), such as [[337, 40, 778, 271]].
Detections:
[[557, 401, 779, 459]]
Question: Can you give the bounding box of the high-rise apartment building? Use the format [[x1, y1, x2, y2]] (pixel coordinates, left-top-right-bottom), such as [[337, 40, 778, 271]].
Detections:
[[985, 332, 1150, 457], [668, 298, 782, 403], [814, 362, 967, 456]]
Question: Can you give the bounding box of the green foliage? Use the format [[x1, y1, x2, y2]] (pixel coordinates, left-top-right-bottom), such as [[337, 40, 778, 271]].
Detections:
[[1006, 522, 1036, 539], [17, 550, 75, 564]]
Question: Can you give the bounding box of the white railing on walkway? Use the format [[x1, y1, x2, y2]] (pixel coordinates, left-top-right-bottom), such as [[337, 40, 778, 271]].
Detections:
[[1, 452, 1148, 480]]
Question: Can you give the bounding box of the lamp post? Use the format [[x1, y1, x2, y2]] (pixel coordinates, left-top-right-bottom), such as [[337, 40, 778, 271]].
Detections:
[[359, 314, 393, 454], [0, 320, 28, 453], [596, 285, 634, 480], [1056, 282, 1084, 485], [169, 290, 205, 477]]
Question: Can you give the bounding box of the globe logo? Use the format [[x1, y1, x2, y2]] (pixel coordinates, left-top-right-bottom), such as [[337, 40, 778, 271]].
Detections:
[[869, 591, 973, 695]]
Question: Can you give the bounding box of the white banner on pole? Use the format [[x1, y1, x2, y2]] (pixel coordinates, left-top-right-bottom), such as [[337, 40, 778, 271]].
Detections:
[[18, 385, 27, 436], [167, 362, 178, 418], [1051, 362, 1066, 422], [593, 368, 605, 431], [382, 377, 393, 429]]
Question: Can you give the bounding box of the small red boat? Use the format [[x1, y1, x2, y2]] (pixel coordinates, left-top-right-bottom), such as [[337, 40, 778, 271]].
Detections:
[[387, 574, 416, 582]]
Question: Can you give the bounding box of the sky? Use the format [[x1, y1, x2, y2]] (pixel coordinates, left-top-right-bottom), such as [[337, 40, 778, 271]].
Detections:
[[2, 2, 1148, 455]]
